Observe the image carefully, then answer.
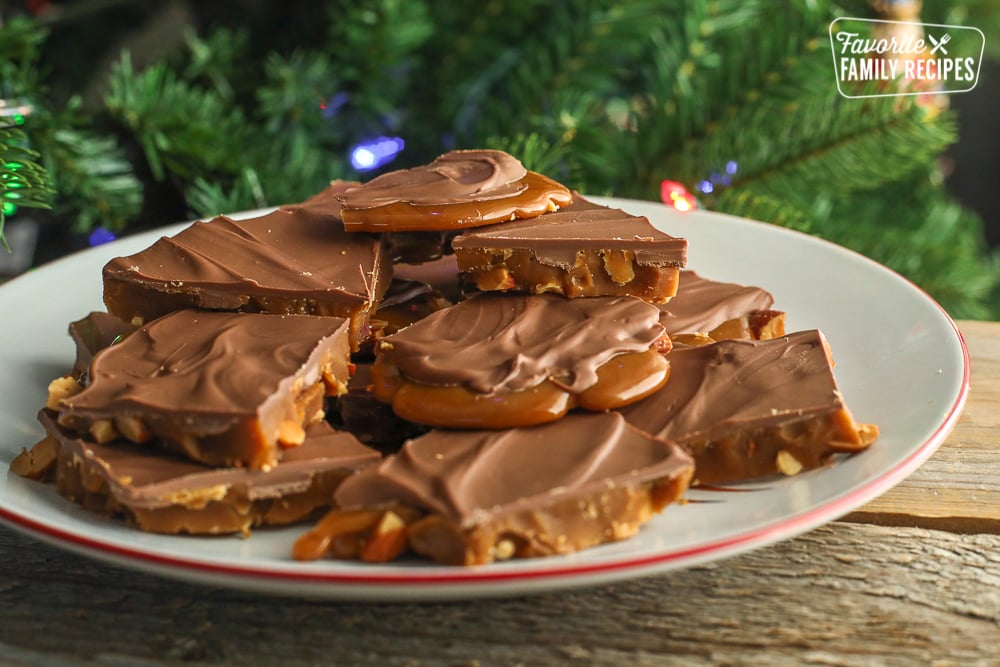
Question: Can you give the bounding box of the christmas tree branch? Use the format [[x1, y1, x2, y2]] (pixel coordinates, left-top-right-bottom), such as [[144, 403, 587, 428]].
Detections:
[[0, 127, 53, 252]]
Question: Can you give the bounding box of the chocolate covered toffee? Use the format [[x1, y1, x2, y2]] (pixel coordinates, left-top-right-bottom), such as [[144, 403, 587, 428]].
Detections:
[[57, 310, 353, 470], [619, 330, 878, 485], [658, 270, 785, 343], [294, 412, 694, 565], [103, 184, 389, 350], [40, 411, 379, 535], [370, 292, 671, 428], [451, 194, 687, 302], [338, 149, 572, 232], [11, 149, 880, 565]]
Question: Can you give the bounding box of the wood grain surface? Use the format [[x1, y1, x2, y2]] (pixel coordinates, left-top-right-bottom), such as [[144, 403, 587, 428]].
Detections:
[[0, 321, 996, 666], [1, 522, 998, 667]]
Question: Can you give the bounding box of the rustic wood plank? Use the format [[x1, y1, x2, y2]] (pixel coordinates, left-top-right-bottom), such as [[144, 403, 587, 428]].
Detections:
[[843, 320, 1000, 533], [0, 522, 997, 666]]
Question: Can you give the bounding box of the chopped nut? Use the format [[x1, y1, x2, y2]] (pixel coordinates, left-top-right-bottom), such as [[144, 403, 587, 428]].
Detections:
[[46, 376, 82, 410], [322, 370, 348, 397], [10, 435, 59, 480], [601, 250, 636, 285], [476, 265, 515, 291], [113, 415, 152, 444], [359, 511, 409, 563], [292, 508, 383, 561], [493, 538, 516, 561], [277, 420, 306, 448], [89, 419, 120, 444], [776, 449, 803, 476]]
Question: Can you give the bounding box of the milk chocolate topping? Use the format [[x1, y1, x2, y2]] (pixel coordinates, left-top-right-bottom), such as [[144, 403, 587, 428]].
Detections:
[[658, 271, 775, 335], [42, 412, 378, 511], [620, 330, 843, 442], [62, 310, 349, 427], [103, 195, 385, 311], [377, 292, 665, 394], [334, 411, 693, 527], [451, 194, 687, 269], [339, 150, 528, 210]]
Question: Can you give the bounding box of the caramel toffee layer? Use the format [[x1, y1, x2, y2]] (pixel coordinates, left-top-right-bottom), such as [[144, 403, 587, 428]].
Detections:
[[42, 411, 379, 535], [451, 194, 685, 302], [334, 411, 694, 528], [338, 149, 572, 231], [59, 310, 352, 469], [658, 270, 776, 335], [102, 186, 388, 348], [619, 330, 876, 484], [376, 292, 666, 395]]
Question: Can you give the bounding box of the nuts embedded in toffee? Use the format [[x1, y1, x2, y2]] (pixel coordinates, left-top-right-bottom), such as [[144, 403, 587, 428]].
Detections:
[[619, 330, 878, 484], [40, 411, 380, 536], [59, 310, 354, 470], [338, 150, 573, 232], [312, 412, 694, 565]]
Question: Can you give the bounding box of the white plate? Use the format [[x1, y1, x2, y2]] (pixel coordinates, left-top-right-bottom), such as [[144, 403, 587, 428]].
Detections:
[[0, 198, 969, 601]]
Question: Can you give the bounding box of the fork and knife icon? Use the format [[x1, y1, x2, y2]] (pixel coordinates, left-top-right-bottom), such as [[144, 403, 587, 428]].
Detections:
[[928, 33, 951, 55]]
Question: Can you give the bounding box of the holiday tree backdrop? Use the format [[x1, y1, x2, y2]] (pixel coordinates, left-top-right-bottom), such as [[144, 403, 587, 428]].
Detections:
[[2, 0, 999, 317]]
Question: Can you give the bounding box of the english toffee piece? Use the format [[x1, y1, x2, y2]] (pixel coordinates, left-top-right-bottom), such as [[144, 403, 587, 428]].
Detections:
[[295, 412, 694, 565], [58, 310, 353, 470], [338, 149, 572, 232], [658, 270, 785, 342], [451, 194, 687, 302], [619, 330, 878, 484], [371, 292, 671, 428], [41, 411, 379, 536], [102, 185, 389, 350]]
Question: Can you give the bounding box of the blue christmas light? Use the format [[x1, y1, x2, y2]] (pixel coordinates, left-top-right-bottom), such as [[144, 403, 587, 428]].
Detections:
[[725, 160, 739, 175], [350, 136, 405, 171], [321, 91, 350, 118], [696, 179, 714, 194], [88, 227, 117, 247]]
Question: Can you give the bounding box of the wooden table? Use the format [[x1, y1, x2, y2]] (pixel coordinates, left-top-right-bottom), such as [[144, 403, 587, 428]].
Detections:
[[1, 322, 996, 666]]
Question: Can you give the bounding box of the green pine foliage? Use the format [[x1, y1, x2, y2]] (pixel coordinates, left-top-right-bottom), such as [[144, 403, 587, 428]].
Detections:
[[1, 0, 998, 317]]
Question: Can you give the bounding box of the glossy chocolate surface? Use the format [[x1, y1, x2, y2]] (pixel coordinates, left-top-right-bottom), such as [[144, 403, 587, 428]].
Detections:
[[60, 310, 351, 470], [334, 411, 693, 527], [658, 270, 775, 335], [376, 292, 665, 394], [340, 150, 528, 209], [619, 330, 845, 442], [451, 194, 687, 269], [102, 184, 388, 341]]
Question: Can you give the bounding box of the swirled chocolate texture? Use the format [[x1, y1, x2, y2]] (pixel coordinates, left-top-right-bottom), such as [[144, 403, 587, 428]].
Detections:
[[451, 194, 686, 302], [338, 150, 573, 232], [659, 271, 775, 335], [377, 292, 665, 395], [42, 411, 380, 535], [102, 182, 388, 350], [619, 330, 877, 484], [59, 310, 352, 469], [333, 412, 693, 564]]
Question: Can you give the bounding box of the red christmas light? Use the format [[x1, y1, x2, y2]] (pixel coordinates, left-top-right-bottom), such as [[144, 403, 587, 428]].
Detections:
[[660, 180, 697, 212]]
